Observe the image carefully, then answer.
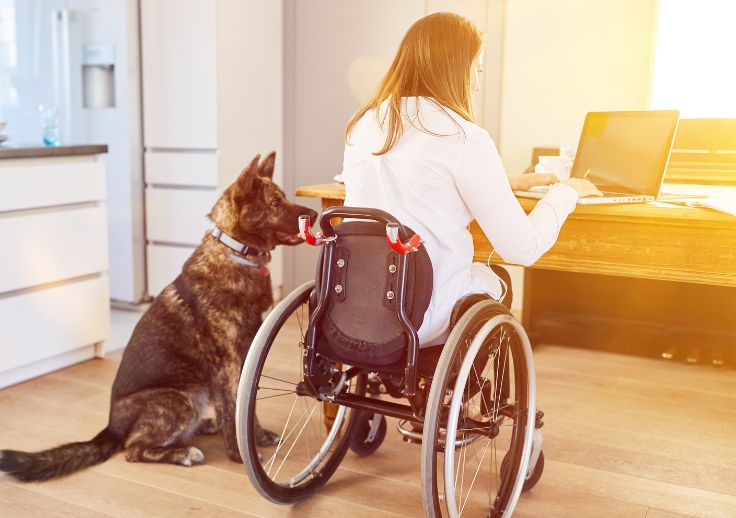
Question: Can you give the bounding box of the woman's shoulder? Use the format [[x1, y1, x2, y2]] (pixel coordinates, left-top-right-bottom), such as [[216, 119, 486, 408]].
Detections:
[[413, 97, 491, 143], [348, 97, 493, 153]]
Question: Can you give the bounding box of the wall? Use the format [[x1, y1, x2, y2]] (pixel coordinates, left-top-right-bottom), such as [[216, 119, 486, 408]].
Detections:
[[216, 0, 284, 290], [494, 0, 659, 173], [283, 0, 495, 292]]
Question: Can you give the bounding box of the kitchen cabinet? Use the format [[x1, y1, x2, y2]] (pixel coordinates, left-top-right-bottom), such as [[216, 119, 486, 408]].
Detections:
[[0, 146, 110, 389]]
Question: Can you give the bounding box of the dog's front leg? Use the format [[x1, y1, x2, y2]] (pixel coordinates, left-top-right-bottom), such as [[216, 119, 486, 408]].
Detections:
[[210, 366, 242, 463]]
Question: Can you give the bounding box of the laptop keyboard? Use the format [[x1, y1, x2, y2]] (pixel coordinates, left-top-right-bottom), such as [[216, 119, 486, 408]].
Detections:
[[528, 185, 635, 197]]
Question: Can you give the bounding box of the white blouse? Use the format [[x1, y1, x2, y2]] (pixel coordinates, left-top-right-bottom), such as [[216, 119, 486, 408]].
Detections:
[[342, 97, 579, 346]]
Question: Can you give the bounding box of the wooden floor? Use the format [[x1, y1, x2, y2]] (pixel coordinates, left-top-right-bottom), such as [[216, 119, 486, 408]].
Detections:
[[1, 319, 735, 517]]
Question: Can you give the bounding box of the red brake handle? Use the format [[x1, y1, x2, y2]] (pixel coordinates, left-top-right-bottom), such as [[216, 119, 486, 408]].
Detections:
[[298, 215, 325, 245], [386, 223, 422, 254]]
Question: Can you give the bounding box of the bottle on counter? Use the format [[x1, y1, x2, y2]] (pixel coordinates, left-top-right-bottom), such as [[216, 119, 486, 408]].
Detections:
[[39, 105, 60, 146]]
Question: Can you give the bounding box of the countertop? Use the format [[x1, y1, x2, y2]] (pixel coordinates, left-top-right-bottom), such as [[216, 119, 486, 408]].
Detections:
[[0, 144, 108, 160]]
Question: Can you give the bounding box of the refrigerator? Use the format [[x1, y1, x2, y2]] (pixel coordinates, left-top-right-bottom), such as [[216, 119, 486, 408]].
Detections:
[[0, 0, 146, 304]]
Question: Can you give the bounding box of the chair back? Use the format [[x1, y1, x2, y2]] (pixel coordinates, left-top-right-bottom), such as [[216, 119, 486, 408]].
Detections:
[[310, 213, 432, 368]]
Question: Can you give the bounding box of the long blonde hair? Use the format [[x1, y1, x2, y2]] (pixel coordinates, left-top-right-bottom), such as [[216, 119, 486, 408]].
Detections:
[[345, 12, 483, 155]]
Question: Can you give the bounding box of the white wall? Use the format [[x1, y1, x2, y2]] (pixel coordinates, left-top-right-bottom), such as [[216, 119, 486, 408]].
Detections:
[[494, 0, 658, 174], [216, 0, 284, 289]]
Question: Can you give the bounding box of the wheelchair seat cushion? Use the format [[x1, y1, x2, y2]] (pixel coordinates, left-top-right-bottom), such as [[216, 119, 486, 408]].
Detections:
[[315, 220, 433, 367]]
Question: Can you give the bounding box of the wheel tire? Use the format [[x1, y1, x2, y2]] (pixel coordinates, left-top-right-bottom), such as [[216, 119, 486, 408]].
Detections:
[[236, 281, 363, 504], [349, 412, 387, 457], [420, 300, 537, 518], [502, 450, 544, 492]]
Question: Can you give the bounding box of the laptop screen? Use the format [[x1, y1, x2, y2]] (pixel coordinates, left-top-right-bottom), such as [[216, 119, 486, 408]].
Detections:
[[571, 111, 680, 196]]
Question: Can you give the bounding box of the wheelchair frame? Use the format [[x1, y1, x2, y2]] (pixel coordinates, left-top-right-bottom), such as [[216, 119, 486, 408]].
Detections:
[[237, 206, 544, 517]]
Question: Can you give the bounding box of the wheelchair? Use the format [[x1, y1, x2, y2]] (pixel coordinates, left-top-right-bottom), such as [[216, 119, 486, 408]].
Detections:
[[235, 207, 544, 517]]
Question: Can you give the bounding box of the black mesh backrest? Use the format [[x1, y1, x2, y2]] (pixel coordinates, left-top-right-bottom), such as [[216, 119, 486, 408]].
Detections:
[[313, 220, 433, 367]]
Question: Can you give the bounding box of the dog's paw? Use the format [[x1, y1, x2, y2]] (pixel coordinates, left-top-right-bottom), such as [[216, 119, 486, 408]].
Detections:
[[226, 449, 243, 464], [197, 418, 218, 435], [255, 428, 280, 447], [179, 447, 205, 467]]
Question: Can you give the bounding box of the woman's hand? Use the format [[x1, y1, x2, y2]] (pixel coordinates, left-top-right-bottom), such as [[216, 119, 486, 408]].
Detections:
[[561, 178, 603, 197], [508, 173, 559, 192]]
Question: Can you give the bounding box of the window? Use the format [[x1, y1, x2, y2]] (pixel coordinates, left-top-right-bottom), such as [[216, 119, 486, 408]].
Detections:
[[651, 0, 736, 117]]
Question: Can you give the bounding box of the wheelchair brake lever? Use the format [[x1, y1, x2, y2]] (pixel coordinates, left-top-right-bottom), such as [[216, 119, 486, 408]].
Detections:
[[386, 222, 422, 254], [298, 215, 335, 246]]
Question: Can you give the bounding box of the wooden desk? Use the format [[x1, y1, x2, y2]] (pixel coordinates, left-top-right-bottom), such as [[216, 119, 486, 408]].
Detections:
[[296, 182, 736, 364], [296, 182, 736, 288]]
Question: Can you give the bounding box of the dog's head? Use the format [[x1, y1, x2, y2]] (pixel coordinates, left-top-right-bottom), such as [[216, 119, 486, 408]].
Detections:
[[209, 152, 318, 251]]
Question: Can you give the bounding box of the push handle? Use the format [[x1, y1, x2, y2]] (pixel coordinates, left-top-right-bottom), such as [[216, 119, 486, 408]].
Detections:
[[318, 206, 409, 239], [386, 223, 422, 254], [302, 209, 422, 253]]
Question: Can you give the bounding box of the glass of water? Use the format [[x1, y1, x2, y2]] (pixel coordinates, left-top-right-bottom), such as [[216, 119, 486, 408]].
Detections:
[[39, 105, 60, 146]]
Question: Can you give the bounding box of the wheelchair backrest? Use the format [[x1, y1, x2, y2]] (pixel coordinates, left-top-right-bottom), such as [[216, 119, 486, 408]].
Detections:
[[312, 219, 433, 367]]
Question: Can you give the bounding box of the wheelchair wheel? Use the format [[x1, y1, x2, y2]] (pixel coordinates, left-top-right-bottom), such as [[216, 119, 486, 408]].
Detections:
[[501, 449, 544, 492], [421, 300, 537, 518], [349, 411, 387, 457], [236, 281, 364, 504]]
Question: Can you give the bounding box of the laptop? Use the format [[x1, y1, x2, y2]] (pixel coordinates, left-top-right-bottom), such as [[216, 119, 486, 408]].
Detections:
[[516, 110, 681, 205]]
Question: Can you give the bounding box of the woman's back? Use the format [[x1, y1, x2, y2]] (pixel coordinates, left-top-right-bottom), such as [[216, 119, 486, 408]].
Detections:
[[343, 97, 506, 346]]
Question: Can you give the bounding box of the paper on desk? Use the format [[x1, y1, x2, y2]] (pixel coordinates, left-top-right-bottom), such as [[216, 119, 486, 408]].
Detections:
[[672, 198, 736, 217], [660, 184, 736, 217]]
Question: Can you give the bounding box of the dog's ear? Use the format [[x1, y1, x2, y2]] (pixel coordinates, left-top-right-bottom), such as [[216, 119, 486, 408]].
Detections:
[[231, 154, 261, 203], [258, 151, 276, 179]]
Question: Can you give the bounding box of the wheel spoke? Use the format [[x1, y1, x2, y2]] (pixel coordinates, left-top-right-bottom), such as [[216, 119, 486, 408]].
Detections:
[[258, 386, 296, 392], [460, 435, 492, 515], [272, 400, 320, 480], [265, 394, 302, 475], [256, 392, 298, 401], [261, 374, 299, 386]]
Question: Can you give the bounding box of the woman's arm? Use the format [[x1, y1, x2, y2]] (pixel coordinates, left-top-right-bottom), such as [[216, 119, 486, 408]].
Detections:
[[507, 173, 559, 192], [453, 131, 579, 267]]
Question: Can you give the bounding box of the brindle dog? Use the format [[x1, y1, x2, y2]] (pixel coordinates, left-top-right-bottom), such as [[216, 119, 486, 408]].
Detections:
[[0, 152, 318, 481]]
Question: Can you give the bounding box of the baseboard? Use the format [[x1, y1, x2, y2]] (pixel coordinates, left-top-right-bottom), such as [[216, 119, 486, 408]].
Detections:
[[0, 345, 97, 390]]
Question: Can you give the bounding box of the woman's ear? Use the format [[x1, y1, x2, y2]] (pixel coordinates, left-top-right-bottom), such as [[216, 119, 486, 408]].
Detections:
[[258, 151, 276, 179]]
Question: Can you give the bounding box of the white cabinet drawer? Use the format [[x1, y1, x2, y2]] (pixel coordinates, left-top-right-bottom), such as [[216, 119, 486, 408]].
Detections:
[[0, 275, 110, 374], [145, 187, 217, 245], [145, 151, 218, 187], [146, 244, 195, 297], [0, 206, 109, 293], [0, 159, 106, 212]]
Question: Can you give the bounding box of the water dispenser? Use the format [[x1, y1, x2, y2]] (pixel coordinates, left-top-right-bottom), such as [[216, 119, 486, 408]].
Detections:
[[82, 44, 115, 109]]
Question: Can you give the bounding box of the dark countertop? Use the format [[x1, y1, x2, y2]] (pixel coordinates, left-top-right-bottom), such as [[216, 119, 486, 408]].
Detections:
[[0, 144, 108, 160]]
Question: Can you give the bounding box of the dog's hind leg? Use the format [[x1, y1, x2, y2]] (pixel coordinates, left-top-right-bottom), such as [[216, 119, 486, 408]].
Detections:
[[209, 357, 281, 461], [210, 365, 243, 463], [112, 388, 207, 467]]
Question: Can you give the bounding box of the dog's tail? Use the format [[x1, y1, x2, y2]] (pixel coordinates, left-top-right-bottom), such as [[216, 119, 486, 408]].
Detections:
[[0, 427, 122, 482]]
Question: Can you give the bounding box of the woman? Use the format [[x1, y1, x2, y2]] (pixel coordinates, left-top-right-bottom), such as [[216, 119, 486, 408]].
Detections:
[[341, 12, 600, 347]]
